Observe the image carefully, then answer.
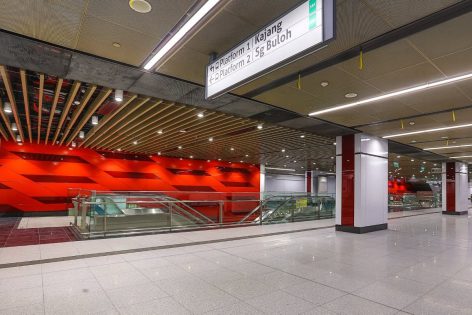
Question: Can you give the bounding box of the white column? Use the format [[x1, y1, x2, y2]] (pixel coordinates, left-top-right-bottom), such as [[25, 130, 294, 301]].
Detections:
[[442, 161, 469, 215], [336, 133, 389, 233], [260, 164, 266, 200]]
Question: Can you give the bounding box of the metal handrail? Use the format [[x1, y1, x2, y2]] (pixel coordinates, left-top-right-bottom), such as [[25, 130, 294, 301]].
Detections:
[[149, 196, 215, 225]]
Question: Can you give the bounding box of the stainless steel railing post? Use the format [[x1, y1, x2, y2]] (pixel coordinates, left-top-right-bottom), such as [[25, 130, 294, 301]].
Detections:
[[219, 201, 223, 225], [72, 198, 78, 226], [80, 201, 87, 231], [169, 203, 173, 232], [103, 203, 107, 236], [259, 200, 263, 225]]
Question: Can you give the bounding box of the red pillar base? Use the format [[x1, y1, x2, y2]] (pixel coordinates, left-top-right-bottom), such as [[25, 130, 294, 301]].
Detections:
[[335, 223, 387, 234], [442, 211, 468, 215]]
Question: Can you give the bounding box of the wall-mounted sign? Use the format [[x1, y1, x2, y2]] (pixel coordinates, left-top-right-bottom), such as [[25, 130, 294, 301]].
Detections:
[[205, 0, 335, 99]]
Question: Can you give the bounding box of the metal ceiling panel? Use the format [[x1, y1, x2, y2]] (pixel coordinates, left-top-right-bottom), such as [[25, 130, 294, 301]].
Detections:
[[67, 54, 143, 90], [217, 99, 273, 117], [0, 31, 71, 77], [250, 108, 300, 124], [128, 72, 197, 102]]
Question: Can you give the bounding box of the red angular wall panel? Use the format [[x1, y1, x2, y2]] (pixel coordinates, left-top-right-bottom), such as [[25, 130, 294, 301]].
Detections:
[[0, 141, 260, 215]]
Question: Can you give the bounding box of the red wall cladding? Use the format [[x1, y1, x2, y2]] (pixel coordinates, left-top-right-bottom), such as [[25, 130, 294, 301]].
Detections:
[[0, 141, 260, 215]]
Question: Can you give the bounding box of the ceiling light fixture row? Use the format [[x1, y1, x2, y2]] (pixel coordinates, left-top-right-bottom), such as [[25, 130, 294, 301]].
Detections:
[[309, 72, 472, 116], [143, 0, 221, 70]]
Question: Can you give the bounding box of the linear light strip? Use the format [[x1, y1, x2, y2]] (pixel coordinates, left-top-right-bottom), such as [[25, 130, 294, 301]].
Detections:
[[383, 123, 472, 138], [450, 155, 472, 159], [144, 0, 221, 70], [424, 144, 472, 150], [265, 167, 296, 171], [308, 72, 472, 116]]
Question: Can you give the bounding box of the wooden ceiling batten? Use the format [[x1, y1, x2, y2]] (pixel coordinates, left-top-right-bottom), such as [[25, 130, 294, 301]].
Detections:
[[0, 99, 11, 140], [65, 88, 112, 145], [52, 81, 81, 145], [37, 74, 44, 144], [90, 98, 160, 149], [0, 65, 24, 142], [59, 85, 97, 145], [83, 97, 152, 148], [135, 117, 251, 153], [45, 78, 63, 144], [20, 70, 32, 143], [80, 94, 139, 147], [113, 107, 199, 151], [100, 105, 189, 150]]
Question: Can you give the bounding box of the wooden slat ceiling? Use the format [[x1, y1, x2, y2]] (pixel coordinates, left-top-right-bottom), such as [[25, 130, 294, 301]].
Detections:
[[0, 65, 336, 172]]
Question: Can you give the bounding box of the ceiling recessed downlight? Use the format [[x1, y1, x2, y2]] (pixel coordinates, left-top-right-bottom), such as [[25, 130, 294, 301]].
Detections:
[[129, 0, 152, 13], [320, 81, 329, 87], [344, 92, 358, 98], [112, 42, 121, 48]]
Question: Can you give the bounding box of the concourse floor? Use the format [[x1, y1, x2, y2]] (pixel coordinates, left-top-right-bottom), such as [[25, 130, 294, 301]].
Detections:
[[0, 211, 470, 314]]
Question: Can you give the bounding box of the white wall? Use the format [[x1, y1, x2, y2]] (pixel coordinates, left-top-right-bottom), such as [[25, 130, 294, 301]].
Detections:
[[264, 173, 305, 192]]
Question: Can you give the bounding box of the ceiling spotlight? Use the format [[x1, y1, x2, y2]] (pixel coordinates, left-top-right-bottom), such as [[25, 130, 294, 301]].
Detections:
[[115, 89, 123, 102], [333, 142, 336, 145], [91, 115, 99, 125], [240, 160, 243, 163], [3, 102, 12, 114], [257, 124, 263, 130], [245, 154, 249, 157], [71, 141, 77, 148], [320, 81, 329, 87], [209, 137, 213, 142], [218, 158, 221, 161], [207, 159, 211, 162], [441, 136, 448, 139], [190, 155, 193, 159], [157, 152, 161, 155], [411, 140, 417, 143], [73, 100, 80, 105], [411, 159, 415, 162], [409, 121, 415, 126], [157, 129, 163, 134], [281, 149, 285, 152], [79, 131, 85, 139], [330, 156, 334, 159], [133, 140, 138, 145], [300, 135, 305, 138], [178, 146, 182, 149], [344, 92, 358, 98], [197, 112, 204, 118], [117, 148, 122, 151], [16, 135, 21, 143], [230, 147, 234, 151], [11, 123, 17, 131], [129, 0, 152, 13], [286, 155, 289, 158], [397, 155, 401, 158], [112, 42, 121, 48]]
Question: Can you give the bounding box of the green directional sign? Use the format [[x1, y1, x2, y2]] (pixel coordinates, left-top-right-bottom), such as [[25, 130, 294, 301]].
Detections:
[[309, 0, 317, 30]]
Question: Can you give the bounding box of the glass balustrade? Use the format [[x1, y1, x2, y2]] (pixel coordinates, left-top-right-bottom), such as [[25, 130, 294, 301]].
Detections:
[[68, 189, 336, 238]]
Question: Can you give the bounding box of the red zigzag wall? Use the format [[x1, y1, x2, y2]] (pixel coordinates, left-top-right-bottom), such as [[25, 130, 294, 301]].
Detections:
[[0, 141, 260, 216]]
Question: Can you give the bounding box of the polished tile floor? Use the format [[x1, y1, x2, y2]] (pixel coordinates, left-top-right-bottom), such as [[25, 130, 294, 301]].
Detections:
[[0, 211, 470, 314]]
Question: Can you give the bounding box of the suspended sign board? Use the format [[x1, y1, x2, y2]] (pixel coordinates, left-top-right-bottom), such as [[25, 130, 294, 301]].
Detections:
[[205, 0, 335, 99]]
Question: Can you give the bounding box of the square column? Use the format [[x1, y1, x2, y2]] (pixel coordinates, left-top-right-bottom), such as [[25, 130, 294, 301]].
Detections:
[[442, 162, 469, 215], [335, 133, 388, 233]]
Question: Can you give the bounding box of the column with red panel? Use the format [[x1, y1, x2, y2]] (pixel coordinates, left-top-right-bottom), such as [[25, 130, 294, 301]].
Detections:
[[442, 161, 469, 215], [335, 133, 388, 233]]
